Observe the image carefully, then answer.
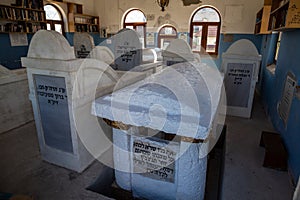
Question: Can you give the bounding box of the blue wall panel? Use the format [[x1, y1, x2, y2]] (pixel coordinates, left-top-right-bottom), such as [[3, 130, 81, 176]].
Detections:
[[261, 29, 300, 183], [0, 33, 34, 70], [201, 33, 262, 69]]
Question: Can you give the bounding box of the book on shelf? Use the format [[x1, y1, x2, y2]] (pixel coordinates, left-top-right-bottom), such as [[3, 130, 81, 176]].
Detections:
[[15, 0, 23, 7]]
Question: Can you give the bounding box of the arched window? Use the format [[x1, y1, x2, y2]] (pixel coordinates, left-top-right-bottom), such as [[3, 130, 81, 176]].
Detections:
[[190, 6, 221, 55], [123, 9, 147, 47], [157, 25, 177, 49], [44, 4, 65, 35]]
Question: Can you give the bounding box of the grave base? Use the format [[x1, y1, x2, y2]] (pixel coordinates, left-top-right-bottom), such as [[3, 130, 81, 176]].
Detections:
[[88, 125, 227, 200]]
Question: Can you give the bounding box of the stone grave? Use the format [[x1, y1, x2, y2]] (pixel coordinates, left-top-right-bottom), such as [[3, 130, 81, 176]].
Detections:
[[162, 39, 199, 66], [73, 32, 95, 58], [222, 39, 261, 118], [113, 28, 142, 71], [90, 45, 115, 65], [21, 30, 147, 172]]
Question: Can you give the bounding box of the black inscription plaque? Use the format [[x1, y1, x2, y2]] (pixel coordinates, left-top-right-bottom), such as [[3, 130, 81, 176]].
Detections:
[[133, 138, 179, 183], [224, 63, 254, 107], [34, 74, 73, 153]]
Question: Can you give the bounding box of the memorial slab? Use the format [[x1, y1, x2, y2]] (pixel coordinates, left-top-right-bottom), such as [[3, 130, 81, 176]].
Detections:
[[222, 39, 261, 118], [113, 29, 142, 71], [73, 32, 95, 58], [93, 60, 224, 200], [90, 46, 115, 65], [162, 39, 199, 66], [22, 30, 122, 172]]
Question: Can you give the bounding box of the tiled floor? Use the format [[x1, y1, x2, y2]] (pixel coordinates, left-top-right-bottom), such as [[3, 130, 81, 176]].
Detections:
[[0, 96, 295, 199]]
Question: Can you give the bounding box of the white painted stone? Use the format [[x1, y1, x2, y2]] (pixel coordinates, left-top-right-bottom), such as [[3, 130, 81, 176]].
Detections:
[[93, 61, 223, 140], [176, 141, 207, 200], [93, 48, 223, 199], [73, 32, 95, 58], [90, 46, 115, 65], [0, 66, 33, 134], [223, 39, 261, 59], [142, 48, 157, 64], [113, 29, 142, 71], [162, 39, 199, 65], [23, 30, 151, 172], [21, 31, 120, 172], [27, 30, 75, 60], [111, 127, 209, 200], [113, 128, 132, 191], [222, 39, 261, 118]]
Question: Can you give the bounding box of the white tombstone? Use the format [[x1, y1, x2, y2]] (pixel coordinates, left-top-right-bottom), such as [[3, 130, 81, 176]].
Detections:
[[0, 66, 33, 133], [142, 48, 157, 64], [162, 39, 199, 66], [21, 30, 121, 172], [222, 39, 262, 118], [90, 46, 115, 65], [93, 62, 225, 200], [73, 32, 95, 58], [113, 29, 142, 71]]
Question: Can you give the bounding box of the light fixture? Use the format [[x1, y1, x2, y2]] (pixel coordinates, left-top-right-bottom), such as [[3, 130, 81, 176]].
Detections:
[[157, 0, 169, 11]]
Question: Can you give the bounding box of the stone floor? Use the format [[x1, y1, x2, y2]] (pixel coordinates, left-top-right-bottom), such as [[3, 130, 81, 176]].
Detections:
[[0, 96, 295, 200], [222, 96, 294, 200]]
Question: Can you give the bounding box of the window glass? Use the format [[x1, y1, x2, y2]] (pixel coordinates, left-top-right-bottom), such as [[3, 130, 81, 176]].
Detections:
[[160, 27, 176, 35], [54, 24, 62, 34], [275, 32, 282, 62], [206, 25, 218, 52], [44, 4, 64, 35], [190, 7, 221, 54], [123, 9, 147, 47], [192, 7, 220, 22], [192, 25, 203, 51], [124, 10, 146, 23], [44, 5, 61, 20], [158, 25, 177, 49]]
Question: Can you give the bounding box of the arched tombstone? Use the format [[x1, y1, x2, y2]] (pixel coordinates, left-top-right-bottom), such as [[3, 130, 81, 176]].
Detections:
[[73, 32, 95, 58], [90, 45, 115, 65], [162, 39, 199, 66], [22, 30, 119, 172], [222, 39, 262, 118], [113, 28, 142, 71]]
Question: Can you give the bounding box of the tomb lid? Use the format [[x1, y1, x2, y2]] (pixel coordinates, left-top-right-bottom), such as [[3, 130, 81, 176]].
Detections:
[[222, 39, 261, 60], [162, 39, 195, 61], [27, 30, 75, 60], [93, 61, 223, 140]]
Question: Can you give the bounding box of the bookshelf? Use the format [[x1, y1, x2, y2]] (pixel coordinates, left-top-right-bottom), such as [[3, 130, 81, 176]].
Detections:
[[67, 2, 99, 33], [0, 1, 46, 33], [268, 0, 300, 31], [254, 5, 272, 34]]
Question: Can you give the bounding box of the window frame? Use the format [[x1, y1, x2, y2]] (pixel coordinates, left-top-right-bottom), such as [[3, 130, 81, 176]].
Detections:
[[274, 32, 282, 63], [157, 25, 178, 49], [189, 6, 221, 55], [123, 9, 147, 47], [44, 4, 65, 35]]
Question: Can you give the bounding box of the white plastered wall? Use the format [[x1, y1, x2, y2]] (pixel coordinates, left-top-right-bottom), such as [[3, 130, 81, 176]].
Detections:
[[95, 0, 264, 34]]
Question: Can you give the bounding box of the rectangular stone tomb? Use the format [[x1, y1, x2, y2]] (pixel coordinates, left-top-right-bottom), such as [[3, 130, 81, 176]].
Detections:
[[93, 61, 224, 200]]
